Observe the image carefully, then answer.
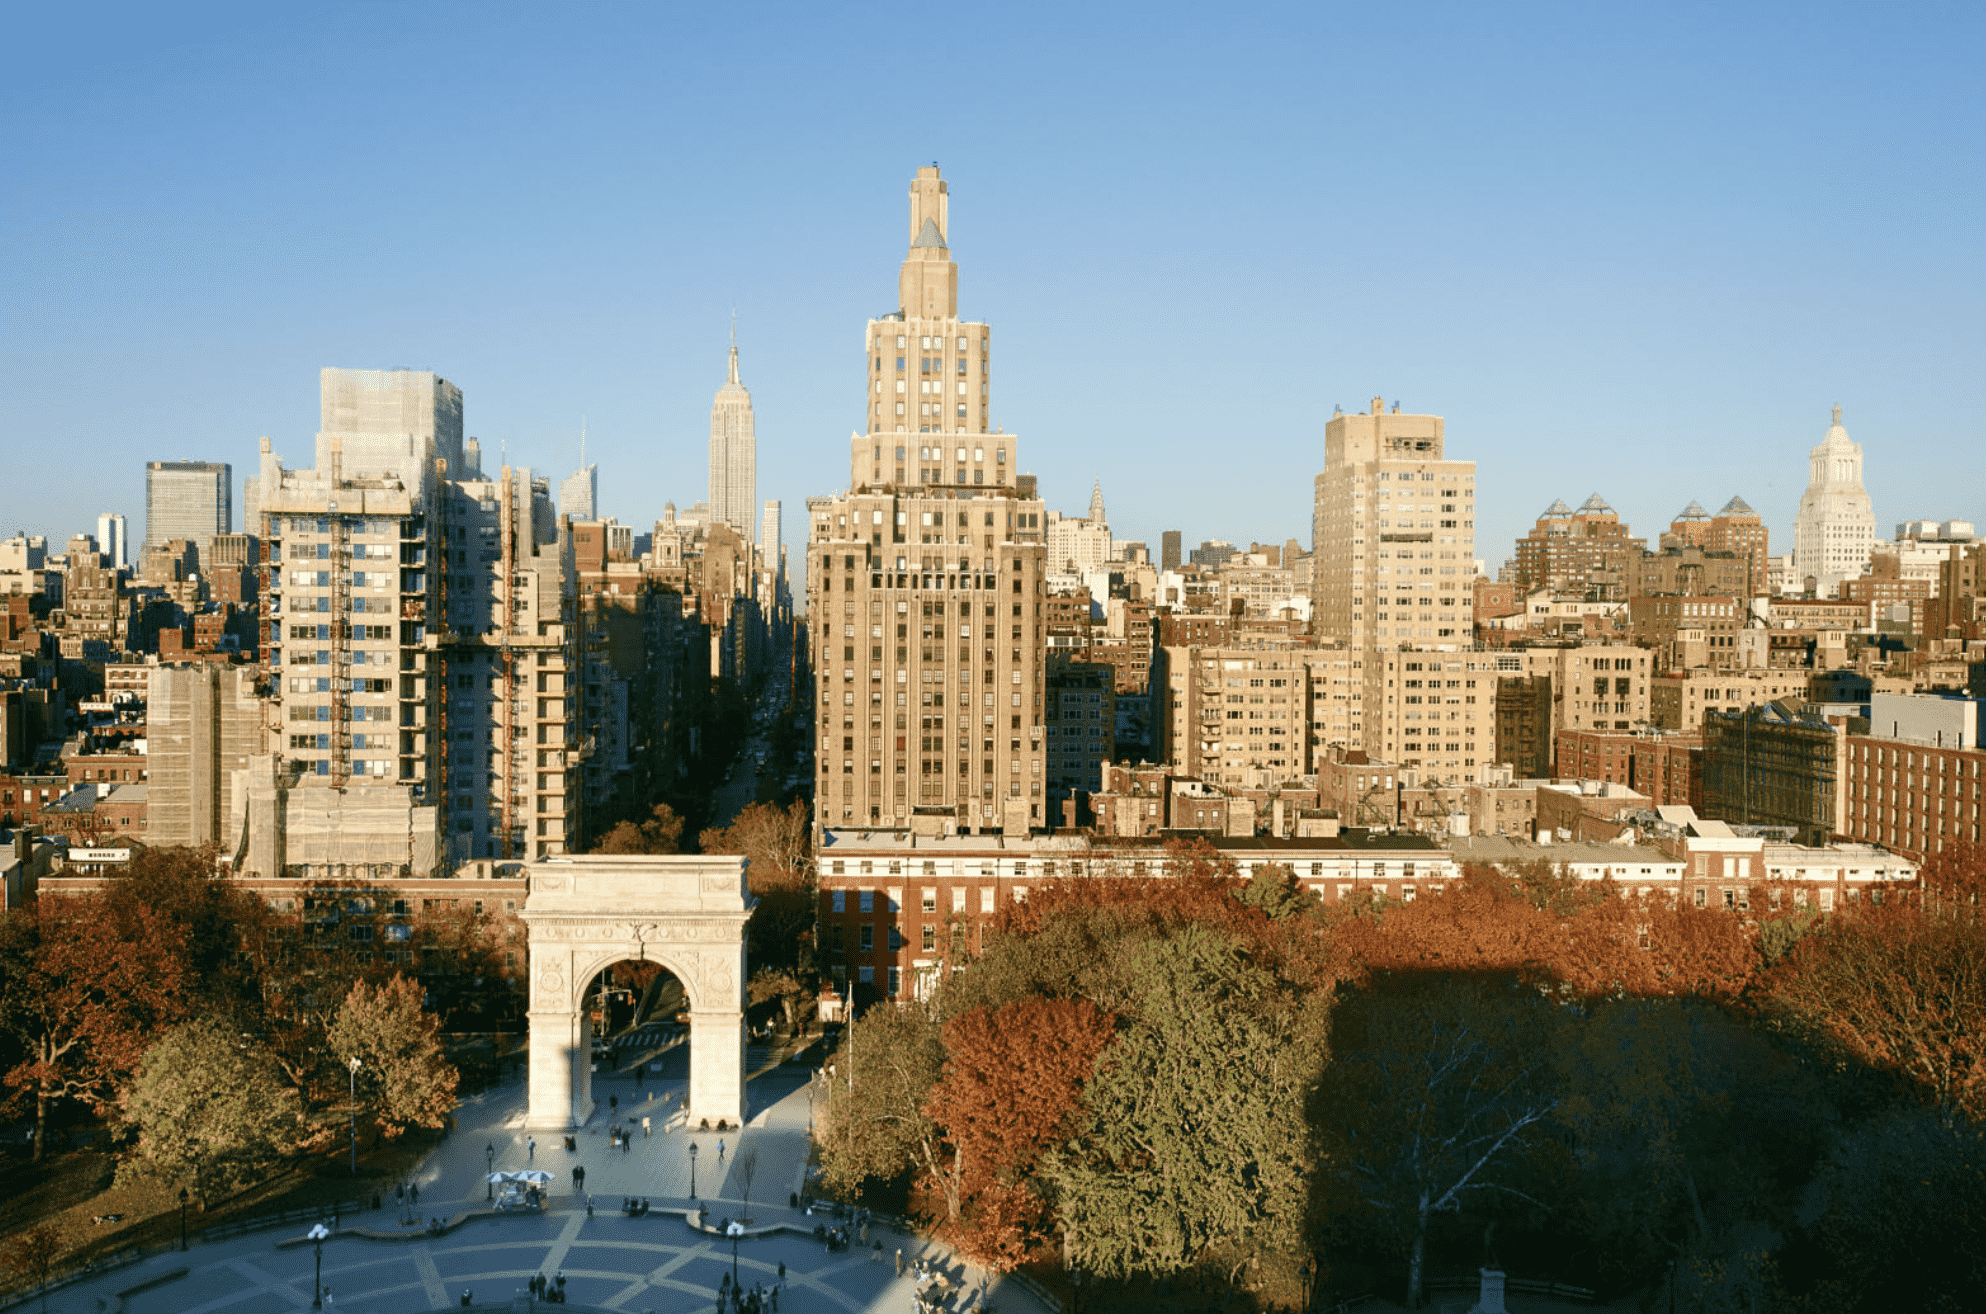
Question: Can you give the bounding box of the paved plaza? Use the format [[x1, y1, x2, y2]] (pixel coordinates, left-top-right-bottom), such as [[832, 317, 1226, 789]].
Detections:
[[52, 1048, 1047, 1314]]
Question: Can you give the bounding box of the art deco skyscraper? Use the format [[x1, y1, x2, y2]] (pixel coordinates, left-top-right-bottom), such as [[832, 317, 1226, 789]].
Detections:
[[807, 166, 1046, 837], [1792, 405, 1876, 597], [709, 332, 757, 540]]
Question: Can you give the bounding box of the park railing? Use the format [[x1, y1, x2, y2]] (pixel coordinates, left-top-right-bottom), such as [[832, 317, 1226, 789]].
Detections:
[[0, 1196, 368, 1312], [1422, 1273, 1598, 1303]]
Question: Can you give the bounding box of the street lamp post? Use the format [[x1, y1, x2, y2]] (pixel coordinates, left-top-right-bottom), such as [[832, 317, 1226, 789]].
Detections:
[[486, 1143, 496, 1201], [689, 1141, 700, 1199], [307, 1222, 329, 1309], [346, 1056, 363, 1175], [727, 1220, 744, 1286], [178, 1187, 189, 1252]]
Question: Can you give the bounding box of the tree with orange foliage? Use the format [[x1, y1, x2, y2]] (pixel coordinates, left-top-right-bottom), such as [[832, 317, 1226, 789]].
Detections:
[[0, 893, 191, 1159], [1762, 902, 1986, 1119], [920, 997, 1116, 1269], [703, 800, 816, 974], [1914, 838, 1986, 917], [1334, 865, 1758, 1001]]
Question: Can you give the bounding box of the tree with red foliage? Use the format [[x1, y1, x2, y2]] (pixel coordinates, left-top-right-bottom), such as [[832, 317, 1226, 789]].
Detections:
[[0, 893, 191, 1159], [920, 997, 1116, 1268]]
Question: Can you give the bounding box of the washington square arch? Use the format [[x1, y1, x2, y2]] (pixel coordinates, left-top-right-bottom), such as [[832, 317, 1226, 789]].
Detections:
[[520, 853, 752, 1131]]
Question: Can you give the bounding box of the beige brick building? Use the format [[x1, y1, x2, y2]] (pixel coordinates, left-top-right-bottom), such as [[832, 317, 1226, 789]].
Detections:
[[806, 167, 1047, 835], [1310, 400, 1481, 774], [1153, 644, 1310, 787]]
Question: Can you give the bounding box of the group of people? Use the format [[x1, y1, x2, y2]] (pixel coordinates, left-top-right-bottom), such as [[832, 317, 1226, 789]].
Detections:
[[719, 1268, 780, 1314], [622, 1196, 653, 1217], [529, 1269, 569, 1303]]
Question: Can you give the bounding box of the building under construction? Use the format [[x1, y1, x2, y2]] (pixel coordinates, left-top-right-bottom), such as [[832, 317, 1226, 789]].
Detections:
[[1701, 699, 1845, 846]]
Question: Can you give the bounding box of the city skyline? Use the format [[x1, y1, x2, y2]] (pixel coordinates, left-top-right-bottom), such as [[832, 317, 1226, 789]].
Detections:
[[3, 5, 1979, 569]]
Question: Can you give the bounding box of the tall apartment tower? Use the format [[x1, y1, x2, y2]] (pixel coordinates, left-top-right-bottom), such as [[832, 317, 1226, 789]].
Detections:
[[237, 369, 581, 877], [144, 461, 232, 557], [709, 334, 757, 540], [1793, 405, 1876, 597], [1310, 399, 1488, 774], [1161, 530, 1183, 572], [807, 166, 1046, 835], [96, 512, 129, 571]]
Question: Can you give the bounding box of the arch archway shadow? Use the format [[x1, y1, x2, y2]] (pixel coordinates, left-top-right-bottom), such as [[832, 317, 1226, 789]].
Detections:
[[521, 854, 751, 1131]]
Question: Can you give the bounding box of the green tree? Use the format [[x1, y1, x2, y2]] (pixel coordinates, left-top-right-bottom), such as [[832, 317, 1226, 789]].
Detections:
[[814, 1001, 947, 1195], [116, 1018, 299, 1199], [1236, 861, 1316, 920], [1045, 926, 1317, 1283], [326, 975, 457, 1137]]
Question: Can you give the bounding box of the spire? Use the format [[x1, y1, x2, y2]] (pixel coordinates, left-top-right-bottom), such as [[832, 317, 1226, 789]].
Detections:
[[1088, 479, 1106, 524], [728, 312, 740, 386], [899, 165, 959, 321], [1832, 402, 1842, 427]]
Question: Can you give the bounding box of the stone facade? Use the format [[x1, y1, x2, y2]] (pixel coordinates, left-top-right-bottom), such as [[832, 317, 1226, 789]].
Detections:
[[522, 855, 750, 1131]]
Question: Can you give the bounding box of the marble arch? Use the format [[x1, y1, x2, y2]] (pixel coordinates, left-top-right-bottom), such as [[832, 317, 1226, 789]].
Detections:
[[521, 853, 752, 1130]]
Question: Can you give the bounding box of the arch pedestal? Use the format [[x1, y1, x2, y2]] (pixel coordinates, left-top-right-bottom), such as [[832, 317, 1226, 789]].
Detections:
[[520, 854, 752, 1131]]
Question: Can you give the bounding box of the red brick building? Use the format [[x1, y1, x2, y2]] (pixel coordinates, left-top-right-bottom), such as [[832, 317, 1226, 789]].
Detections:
[[1840, 736, 1984, 859]]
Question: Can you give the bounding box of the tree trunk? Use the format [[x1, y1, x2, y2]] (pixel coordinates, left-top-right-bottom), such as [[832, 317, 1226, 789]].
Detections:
[[31, 1084, 46, 1164], [1407, 1199, 1429, 1308]]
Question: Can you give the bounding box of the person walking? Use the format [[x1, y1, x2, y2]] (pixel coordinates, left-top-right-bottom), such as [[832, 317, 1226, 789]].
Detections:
[[717, 1138, 726, 1165], [895, 1248, 904, 1276], [527, 1135, 537, 1162], [642, 1114, 652, 1138], [573, 1165, 585, 1193]]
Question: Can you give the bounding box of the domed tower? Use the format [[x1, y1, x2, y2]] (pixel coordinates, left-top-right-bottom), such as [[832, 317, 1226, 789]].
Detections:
[[1792, 405, 1876, 596]]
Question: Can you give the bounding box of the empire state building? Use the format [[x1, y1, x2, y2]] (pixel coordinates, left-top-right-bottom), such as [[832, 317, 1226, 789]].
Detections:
[[709, 330, 757, 539]]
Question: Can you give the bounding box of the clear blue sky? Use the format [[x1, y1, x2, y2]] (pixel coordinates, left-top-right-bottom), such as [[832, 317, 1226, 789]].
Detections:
[[4, 2, 1981, 575]]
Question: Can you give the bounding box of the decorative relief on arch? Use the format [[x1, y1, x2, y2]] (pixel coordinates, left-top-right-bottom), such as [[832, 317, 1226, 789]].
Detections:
[[536, 963, 566, 1006], [691, 952, 737, 1004]]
